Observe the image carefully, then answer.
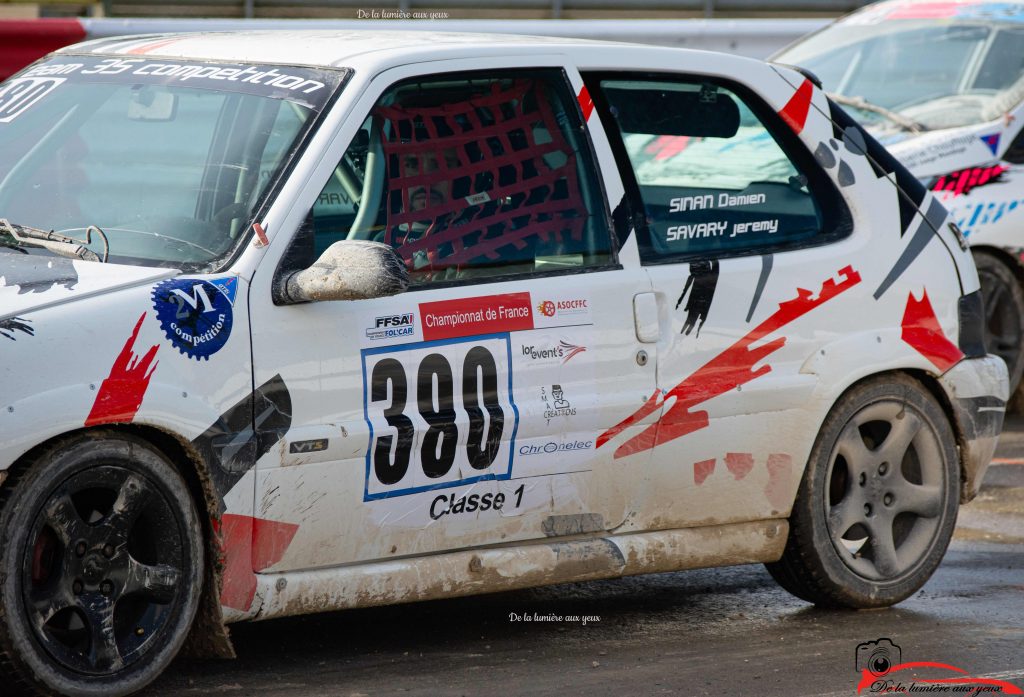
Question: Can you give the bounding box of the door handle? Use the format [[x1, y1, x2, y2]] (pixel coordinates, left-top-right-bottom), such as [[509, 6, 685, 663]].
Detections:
[[633, 292, 660, 344]]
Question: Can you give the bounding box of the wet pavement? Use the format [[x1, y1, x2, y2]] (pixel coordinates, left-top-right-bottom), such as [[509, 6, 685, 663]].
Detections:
[[149, 417, 1024, 697]]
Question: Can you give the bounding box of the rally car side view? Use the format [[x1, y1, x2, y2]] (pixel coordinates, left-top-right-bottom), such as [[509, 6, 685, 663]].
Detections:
[[0, 32, 1007, 696]]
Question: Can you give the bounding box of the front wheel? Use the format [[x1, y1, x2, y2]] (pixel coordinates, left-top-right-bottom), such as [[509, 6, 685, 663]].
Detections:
[[0, 433, 204, 696], [766, 375, 959, 608]]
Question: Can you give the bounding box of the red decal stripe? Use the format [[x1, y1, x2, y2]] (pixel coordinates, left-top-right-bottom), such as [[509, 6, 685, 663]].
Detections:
[[764, 453, 792, 510], [725, 452, 754, 480], [84, 313, 159, 427], [645, 135, 691, 161], [778, 79, 814, 135], [219, 513, 300, 612], [901, 290, 964, 372], [693, 458, 715, 485], [420, 292, 534, 341], [577, 85, 594, 121], [601, 266, 861, 458], [127, 38, 182, 55], [931, 164, 1007, 198]]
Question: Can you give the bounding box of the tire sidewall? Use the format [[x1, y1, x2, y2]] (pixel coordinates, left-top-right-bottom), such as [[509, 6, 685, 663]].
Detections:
[[973, 249, 1024, 392], [796, 376, 959, 607], [0, 434, 204, 697]]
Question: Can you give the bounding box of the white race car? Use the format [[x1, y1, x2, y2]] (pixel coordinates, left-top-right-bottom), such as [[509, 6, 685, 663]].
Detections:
[[0, 31, 1007, 696], [776, 0, 1024, 398]]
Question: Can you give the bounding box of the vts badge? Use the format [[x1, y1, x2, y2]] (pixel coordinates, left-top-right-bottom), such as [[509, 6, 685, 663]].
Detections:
[[152, 277, 236, 360]]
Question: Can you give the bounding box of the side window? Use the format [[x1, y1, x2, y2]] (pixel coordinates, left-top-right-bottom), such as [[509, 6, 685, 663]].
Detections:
[[591, 76, 837, 261], [308, 69, 612, 286]]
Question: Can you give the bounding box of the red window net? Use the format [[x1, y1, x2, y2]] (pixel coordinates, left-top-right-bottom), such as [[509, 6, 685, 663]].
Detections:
[[373, 79, 588, 277]]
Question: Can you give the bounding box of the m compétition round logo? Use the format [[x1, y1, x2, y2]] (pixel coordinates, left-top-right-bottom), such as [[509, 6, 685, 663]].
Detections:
[[152, 277, 236, 360]]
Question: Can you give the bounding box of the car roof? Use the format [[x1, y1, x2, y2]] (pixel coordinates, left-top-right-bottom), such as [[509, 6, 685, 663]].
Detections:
[[59, 30, 626, 72]]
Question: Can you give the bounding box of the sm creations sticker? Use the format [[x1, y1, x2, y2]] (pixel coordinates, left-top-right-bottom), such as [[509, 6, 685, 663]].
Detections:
[[152, 277, 236, 360]]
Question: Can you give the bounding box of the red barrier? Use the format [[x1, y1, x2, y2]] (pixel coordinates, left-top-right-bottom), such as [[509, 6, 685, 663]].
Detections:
[[0, 19, 86, 80]]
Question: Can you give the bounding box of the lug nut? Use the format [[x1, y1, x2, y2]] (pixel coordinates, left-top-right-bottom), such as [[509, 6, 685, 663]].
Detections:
[[72, 580, 83, 595], [878, 463, 889, 476], [102, 545, 115, 559], [75, 542, 87, 557], [858, 473, 867, 487], [864, 503, 873, 517], [884, 493, 894, 506], [100, 580, 113, 596]]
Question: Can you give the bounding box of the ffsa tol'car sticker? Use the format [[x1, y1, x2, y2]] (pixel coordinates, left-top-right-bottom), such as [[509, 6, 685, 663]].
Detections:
[[151, 277, 237, 360]]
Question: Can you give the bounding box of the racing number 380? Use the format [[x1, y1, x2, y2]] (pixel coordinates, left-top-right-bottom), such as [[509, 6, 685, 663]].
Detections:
[[362, 337, 517, 499]]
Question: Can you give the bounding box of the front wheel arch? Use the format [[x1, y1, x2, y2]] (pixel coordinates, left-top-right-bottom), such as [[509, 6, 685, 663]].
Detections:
[[0, 425, 234, 666]]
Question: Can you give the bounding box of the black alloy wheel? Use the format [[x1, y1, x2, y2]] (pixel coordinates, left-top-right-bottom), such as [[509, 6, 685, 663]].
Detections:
[[0, 433, 203, 697]]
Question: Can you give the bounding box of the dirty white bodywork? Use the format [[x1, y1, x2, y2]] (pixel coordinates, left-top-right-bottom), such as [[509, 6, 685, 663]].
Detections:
[[0, 31, 1005, 628]]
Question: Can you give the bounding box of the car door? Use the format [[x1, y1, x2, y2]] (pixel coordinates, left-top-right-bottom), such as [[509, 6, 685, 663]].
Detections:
[[247, 58, 658, 573], [583, 69, 862, 531]]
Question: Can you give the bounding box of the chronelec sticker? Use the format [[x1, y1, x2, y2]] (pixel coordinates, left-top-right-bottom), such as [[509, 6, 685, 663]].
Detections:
[[152, 277, 236, 360]]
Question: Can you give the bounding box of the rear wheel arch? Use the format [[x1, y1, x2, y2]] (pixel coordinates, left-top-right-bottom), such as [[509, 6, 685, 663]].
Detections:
[[769, 369, 961, 608]]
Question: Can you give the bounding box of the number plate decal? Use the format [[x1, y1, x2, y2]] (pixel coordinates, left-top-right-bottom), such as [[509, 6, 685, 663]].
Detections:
[[362, 333, 518, 501]]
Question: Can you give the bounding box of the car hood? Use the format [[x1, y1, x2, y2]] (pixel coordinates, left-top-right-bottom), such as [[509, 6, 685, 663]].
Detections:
[[871, 121, 1007, 179], [0, 252, 178, 321]]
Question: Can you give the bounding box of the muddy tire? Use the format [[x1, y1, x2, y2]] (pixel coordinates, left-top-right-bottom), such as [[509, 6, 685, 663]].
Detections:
[[765, 375, 959, 608], [0, 432, 204, 696], [974, 250, 1024, 398]]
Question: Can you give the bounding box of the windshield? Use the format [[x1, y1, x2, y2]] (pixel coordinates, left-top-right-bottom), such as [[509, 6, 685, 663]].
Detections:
[[778, 16, 1024, 131], [0, 55, 344, 270]]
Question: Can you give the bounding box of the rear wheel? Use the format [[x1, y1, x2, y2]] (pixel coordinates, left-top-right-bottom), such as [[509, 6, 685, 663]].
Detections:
[[0, 433, 204, 696], [974, 250, 1024, 396], [766, 375, 959, 608]]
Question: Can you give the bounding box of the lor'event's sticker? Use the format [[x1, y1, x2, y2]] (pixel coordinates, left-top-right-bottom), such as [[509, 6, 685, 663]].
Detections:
[[152, 277, 236, 360]]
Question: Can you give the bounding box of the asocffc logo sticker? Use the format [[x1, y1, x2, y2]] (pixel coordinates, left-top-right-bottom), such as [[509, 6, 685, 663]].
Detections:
[[152, 277, 236, 360], [536, 298, 588, 319]]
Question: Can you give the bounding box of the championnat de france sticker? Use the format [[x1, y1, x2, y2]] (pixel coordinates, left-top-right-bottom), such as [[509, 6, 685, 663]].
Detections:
[[151, 277, 236, 360]]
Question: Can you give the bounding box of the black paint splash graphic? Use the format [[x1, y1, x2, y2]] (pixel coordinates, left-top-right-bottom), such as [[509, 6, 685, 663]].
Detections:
[[676, 260, 719, 337], [190, 374, 292, 511], [0, 254, 79, 294], [746, 254, 773, 323], [0, 316, 33, 340]]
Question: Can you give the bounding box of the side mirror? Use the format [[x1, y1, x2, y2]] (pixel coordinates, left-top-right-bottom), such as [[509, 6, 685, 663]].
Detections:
[[276, 240, 408, 304]]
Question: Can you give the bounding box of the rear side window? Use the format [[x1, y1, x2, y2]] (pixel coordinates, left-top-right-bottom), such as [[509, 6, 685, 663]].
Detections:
[[588, 74, 847, 262], [308, 69, 612, 286]]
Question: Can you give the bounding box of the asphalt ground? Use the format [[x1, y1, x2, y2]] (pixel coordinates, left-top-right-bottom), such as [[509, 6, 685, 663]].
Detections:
[[147, 416, 1024, 697]]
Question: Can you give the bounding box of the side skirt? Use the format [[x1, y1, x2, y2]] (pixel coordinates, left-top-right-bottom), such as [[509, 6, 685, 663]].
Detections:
[[249, 519, 788, 622]]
